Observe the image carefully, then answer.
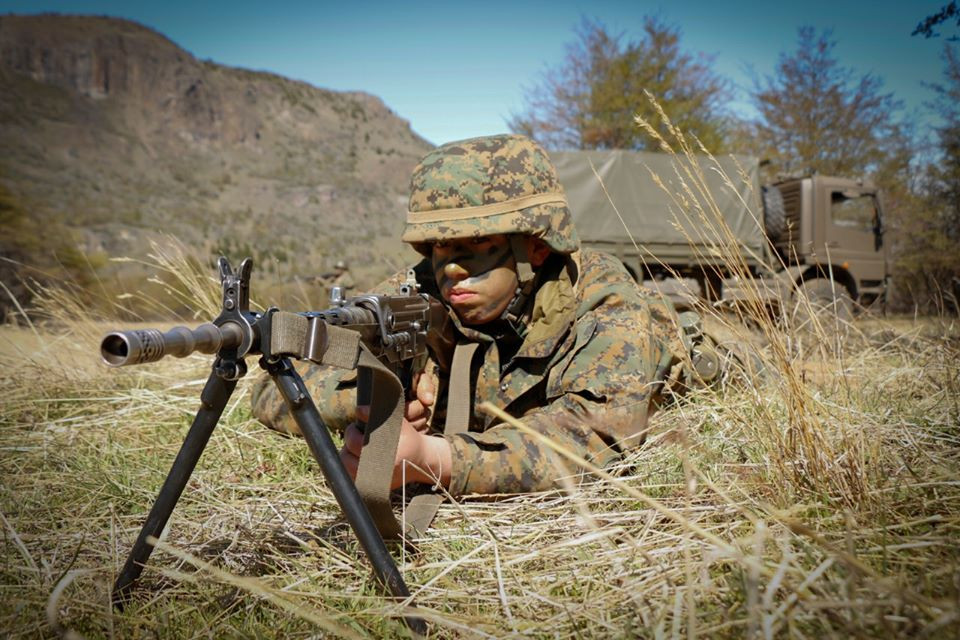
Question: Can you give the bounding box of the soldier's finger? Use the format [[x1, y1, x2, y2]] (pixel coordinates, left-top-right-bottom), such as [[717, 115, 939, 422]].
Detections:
[[355, 405, 371, 423], [404, 404, 431, 431], [342, 422, 365, 456], [339, 448, 359, 479], [415, 370, 435, 407], [404, 399, 428, 420]]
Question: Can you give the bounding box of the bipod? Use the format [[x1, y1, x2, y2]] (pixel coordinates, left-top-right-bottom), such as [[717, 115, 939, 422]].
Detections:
[[110, 257, 426, 635]]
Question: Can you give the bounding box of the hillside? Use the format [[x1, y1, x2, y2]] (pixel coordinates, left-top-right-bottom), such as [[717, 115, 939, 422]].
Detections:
[[0, 14, 432, 317]]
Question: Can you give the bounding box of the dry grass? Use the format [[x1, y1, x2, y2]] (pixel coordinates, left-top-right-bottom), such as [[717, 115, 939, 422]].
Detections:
[[1, 309, 957, 638], [3, 163, 960, 637]]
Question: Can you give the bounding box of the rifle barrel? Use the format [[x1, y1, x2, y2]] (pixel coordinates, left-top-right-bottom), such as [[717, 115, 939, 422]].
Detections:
[[101, 323, 244, 367]]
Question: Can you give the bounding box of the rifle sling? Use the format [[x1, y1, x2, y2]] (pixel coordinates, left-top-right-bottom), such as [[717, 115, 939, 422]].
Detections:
[[354, 346, 405, 539], [403, 341, 478, 539], [270, 312, 403, 537], [269, 312, 362, 370]]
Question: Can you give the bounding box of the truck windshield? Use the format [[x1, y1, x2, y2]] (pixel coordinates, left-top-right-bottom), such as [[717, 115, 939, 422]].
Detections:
[[831, 192, 878, 231]]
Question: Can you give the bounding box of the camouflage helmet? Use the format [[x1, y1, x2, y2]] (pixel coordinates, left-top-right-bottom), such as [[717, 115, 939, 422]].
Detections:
[[402, 134, 580, 256]]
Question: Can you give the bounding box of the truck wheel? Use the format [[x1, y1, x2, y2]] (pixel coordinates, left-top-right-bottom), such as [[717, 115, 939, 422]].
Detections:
[[762, 185, 786, 241], [791, 278, 853, 331]]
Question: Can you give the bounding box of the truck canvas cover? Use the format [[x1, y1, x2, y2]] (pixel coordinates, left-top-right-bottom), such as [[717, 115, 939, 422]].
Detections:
[[550, 150, 766, 263]]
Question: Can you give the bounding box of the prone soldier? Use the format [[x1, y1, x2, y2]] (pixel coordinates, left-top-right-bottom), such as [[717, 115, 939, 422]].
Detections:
[[252, 134, 704, 498], [312, 259, 356, 297]]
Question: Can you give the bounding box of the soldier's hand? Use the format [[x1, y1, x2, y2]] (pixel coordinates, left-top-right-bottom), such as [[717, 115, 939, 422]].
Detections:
[[339, 415, 451, 490], [339, 420, 365, 480], [340, 367, 446, 489], [404, 368, 436, 431]]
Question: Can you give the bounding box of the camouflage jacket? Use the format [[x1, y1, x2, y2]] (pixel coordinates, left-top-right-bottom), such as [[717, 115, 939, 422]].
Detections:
[[251, 247, 687, 496]]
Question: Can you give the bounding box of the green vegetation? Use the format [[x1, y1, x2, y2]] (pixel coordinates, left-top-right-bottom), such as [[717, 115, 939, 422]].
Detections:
[[509, 17, 730, 153], [0, 184, 116, 320], [895, 44, 960, 313], [509, 19, 959, 313], [744, 27, 908, 180]]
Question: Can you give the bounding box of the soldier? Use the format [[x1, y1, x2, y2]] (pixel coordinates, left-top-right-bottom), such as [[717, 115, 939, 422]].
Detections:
[[252, 134, 693, 497], [313, 259, 355, 297]]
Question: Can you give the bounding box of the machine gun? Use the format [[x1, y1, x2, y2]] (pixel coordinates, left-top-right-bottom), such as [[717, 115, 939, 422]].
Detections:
[[101, 257, 449, 634]]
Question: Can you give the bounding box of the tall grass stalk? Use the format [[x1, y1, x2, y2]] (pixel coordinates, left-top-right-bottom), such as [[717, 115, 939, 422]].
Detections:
[[634, 92, 867, 507]]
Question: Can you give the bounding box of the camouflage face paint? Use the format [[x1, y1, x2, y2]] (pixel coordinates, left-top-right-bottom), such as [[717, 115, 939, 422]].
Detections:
[[431, 235, 519, 326], [432, 239, 514, 284]]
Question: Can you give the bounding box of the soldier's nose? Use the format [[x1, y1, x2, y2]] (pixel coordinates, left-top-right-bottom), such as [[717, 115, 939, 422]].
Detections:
[[444, 262, 469, 280]]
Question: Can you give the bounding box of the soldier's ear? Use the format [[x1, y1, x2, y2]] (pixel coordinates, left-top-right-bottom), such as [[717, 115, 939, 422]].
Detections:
[[526, 237, 551, 268]]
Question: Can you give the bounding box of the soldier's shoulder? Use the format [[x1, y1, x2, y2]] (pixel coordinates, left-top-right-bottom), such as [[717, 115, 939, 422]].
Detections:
[[574, 249, 681, 331], [576, 249, 653, 310], [579, 248, 629, 276]]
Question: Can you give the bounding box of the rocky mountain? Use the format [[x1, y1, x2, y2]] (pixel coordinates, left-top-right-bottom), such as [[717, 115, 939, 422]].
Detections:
[[0, 13, 433, 317]]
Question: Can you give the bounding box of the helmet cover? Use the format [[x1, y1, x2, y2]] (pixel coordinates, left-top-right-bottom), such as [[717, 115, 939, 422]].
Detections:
[[402, 134, 580, 255]]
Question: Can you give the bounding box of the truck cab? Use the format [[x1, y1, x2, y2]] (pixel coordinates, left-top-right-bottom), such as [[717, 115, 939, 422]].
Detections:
[[772, 175, 889, 307]]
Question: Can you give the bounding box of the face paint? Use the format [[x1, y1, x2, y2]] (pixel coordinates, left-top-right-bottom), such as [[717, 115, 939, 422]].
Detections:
[[432, 240, 512, 281], [431, 235, 519, 326]]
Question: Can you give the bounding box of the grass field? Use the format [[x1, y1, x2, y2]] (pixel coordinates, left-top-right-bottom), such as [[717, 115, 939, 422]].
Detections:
[[3, 129, 959, 637], [1, 261, 959, 639]]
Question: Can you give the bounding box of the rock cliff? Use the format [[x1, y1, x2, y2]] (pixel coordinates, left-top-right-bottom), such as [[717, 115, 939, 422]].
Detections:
[[0, 14, 432, 317]]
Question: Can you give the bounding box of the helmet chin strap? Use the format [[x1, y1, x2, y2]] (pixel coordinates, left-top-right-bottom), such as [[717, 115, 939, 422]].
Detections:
[[500, 235, 537, 332]]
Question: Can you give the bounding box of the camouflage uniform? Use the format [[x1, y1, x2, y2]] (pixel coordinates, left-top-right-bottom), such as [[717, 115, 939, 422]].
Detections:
[[252, 134, 689, 496]]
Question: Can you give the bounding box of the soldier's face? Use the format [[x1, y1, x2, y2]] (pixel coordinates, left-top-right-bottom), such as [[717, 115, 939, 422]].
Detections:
[[431, 235, 518, 325]]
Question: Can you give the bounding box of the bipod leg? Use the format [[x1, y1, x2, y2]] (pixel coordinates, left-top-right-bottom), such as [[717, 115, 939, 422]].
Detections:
[[112, 365, 237, 609], [266, 357, 427, 635]]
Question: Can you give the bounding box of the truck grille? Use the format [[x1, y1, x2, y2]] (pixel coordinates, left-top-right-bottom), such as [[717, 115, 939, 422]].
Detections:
[[777, 181, 802, 256]]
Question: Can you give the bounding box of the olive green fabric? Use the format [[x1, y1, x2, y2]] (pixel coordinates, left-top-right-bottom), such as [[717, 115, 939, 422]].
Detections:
[[550, 150, 764, 258]]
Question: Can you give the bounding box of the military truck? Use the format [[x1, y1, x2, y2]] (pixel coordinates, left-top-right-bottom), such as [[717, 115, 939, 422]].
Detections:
[[550, 150, 889, 315]]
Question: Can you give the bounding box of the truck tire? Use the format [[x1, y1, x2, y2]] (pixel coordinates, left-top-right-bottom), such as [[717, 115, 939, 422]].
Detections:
[[762, 185, 786, 241], [791, 278, 853, 331]]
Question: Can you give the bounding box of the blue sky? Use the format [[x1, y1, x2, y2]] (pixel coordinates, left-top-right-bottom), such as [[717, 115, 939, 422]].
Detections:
[[1, 0, 950, 145]]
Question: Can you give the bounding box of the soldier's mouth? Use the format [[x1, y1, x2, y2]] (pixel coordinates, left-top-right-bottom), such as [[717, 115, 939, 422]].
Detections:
[[447, 288, 477, 304]]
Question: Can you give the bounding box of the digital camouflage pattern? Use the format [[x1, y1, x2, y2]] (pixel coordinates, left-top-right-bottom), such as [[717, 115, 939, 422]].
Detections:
[[251, 359, 358, 436], [402, 134, 580, 255], [250, 247, 689, 495], [438, 248, 687, 495]]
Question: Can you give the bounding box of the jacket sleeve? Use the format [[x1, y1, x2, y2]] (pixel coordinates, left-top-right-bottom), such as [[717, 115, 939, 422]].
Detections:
[[250, 361, 358, 436], [444, 289, 687, 496]]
